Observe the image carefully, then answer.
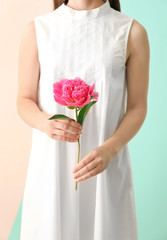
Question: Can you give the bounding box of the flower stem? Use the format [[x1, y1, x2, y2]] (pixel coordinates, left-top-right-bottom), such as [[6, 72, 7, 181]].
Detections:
[[75, 106, 80, 191]]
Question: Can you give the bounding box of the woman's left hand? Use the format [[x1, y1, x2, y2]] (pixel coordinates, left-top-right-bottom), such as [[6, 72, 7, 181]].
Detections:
[[72, 144, 115, 182]]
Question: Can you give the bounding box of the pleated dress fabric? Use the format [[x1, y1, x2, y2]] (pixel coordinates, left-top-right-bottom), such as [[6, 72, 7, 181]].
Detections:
[[20, 0, 138, 239]]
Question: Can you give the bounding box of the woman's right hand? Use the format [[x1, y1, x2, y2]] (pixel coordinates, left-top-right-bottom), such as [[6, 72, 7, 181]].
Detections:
[[42, 114, 83, 142]]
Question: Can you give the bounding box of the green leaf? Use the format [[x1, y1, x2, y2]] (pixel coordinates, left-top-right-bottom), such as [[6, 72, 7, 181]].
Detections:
[[48, 114, 75, 121], [77, 101, 97, 126], [90, 95, 98, 100], [67, 106, 76, 109]]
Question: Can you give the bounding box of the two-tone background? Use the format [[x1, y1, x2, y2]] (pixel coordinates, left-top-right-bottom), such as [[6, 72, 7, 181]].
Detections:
[[0, 0, 167, 239]]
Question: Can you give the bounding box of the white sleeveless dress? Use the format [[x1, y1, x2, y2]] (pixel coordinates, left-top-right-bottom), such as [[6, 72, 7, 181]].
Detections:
[[20, 0, 138, 239]]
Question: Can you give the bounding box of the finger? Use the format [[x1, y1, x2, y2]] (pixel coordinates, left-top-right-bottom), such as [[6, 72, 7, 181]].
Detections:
[[74, 165, 101, 182], [57, 118, 82, 130], [69, 119, 83, 130], [73, 159, 97, 179], [53, 128, 81, 140], [52, 134, 78, 142], [72, 151, 97, 173], [55, 120, 82, 135]]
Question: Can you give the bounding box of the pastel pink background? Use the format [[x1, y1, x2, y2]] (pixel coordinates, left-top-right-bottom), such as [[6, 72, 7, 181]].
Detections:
[[0, 0, 53, 239]]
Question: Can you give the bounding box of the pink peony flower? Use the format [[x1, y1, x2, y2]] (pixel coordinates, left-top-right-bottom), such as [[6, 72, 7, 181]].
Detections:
[[50, 76, 99, 190], [53, 77, 99, 108]]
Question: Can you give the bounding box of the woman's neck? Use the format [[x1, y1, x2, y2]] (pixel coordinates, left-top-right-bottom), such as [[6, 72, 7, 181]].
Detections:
[[65, 0, 105, 11]]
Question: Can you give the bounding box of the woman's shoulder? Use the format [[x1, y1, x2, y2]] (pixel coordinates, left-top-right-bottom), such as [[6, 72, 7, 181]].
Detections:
[[126, 18, 149, 64], [111, 8, 147, 32], [33, 10, 55, 24], [108, 9, 149, 65]]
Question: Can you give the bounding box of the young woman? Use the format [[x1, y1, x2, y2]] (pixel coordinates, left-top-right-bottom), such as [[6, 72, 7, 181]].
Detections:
[[17, 0, 150, 239]]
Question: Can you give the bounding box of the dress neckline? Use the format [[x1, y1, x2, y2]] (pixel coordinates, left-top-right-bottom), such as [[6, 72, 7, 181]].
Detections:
[[57, 0, 111, 20]]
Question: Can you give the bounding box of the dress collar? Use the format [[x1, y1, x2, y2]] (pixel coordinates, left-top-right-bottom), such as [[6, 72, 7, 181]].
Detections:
[[57, 0, 111, 20]]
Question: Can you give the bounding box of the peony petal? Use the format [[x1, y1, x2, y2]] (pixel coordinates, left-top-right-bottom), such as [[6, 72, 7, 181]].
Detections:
[[53, 82, 62, 89], [53, 79, 68, 90], [65, 100, 77, 106], [93, 96, 99, 100], [91, 91, 99, 98], [53, 88, 62, 96], [53, 82, 62, 95], [77, 94, 90, 108], [53, 95, 67, 106], [89, 83, 95, 95], [72, 91, 84, 100]]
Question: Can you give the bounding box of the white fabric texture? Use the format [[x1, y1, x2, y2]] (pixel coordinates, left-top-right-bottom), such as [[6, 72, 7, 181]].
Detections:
[[20, 0, 138, 239]]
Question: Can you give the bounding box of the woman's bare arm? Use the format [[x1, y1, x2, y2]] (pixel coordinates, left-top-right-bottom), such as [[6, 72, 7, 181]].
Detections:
[[16, 20, 51, 132], [16, 22, 82, 141], [103, 19, 150, 157]]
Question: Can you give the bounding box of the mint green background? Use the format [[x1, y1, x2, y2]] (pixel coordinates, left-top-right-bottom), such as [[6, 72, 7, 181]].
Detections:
[[9, 0, 167, 239]]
